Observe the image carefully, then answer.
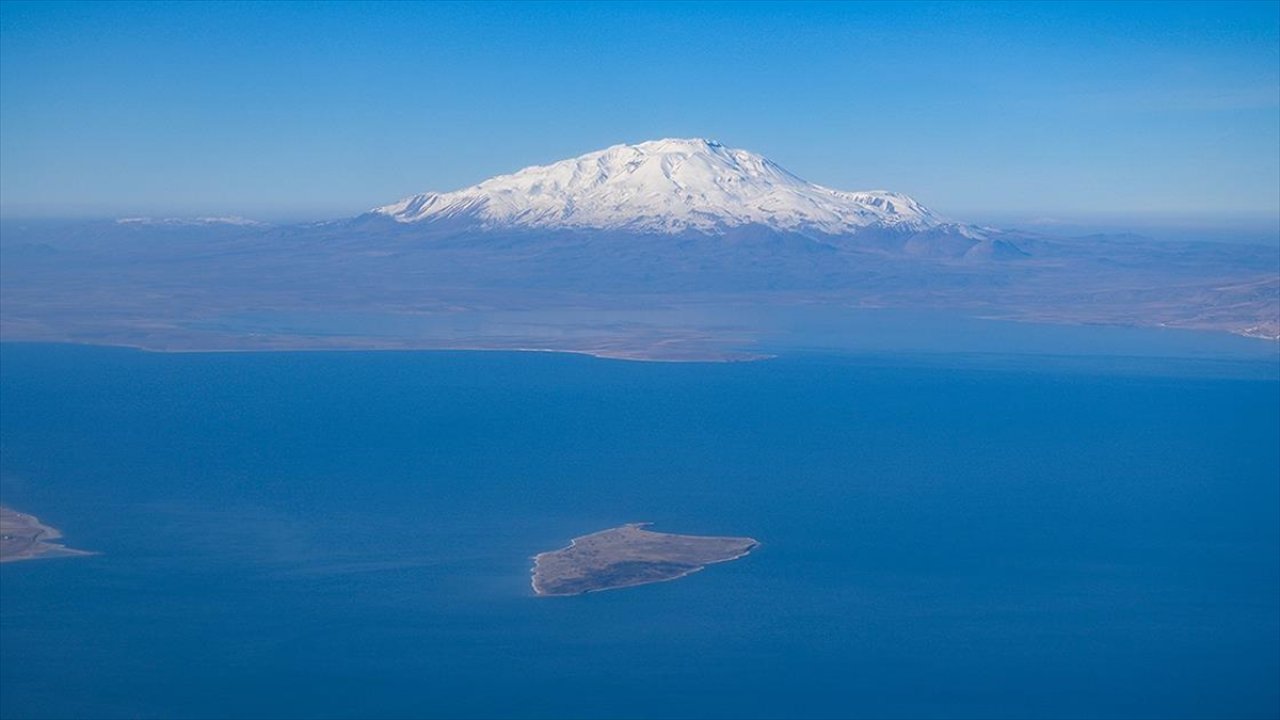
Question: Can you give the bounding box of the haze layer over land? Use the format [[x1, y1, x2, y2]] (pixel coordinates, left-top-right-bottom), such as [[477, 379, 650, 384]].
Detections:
[[2, 139, 1276, 359]]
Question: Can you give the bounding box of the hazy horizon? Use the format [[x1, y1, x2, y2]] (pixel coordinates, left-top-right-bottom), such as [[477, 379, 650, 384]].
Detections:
[[3, 1, 1278, 222], [3, 208, 1277, 248]]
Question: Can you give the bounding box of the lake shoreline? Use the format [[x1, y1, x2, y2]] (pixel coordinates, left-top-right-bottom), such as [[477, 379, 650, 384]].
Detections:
[[0, 506, 94, 564]]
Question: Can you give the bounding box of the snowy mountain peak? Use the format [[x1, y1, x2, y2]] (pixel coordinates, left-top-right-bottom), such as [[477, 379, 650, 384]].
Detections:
[[373, 139, 959, 235]]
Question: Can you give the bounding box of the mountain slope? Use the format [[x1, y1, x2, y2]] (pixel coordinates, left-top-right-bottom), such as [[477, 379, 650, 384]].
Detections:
[[372, 138, 984, 237]]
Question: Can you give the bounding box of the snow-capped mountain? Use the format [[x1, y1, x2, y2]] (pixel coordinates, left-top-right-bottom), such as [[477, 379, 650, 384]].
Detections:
[[373, 138, 981, 237]]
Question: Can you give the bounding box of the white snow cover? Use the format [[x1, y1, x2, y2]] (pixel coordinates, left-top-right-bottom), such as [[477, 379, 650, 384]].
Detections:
[[374, 138, 967, 235]]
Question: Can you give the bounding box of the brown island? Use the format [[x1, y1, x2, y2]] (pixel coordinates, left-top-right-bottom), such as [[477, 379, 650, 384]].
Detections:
[[531, 523, 758, 596], [0, 506, 94, 563]]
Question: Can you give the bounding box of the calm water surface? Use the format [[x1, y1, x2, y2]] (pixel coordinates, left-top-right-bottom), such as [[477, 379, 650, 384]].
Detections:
[[1, 343, 1277, 719]]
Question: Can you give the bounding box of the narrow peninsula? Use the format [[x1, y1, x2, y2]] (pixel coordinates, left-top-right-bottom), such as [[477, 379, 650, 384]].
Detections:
[[0, 506, 94, 563], [532, 523, 758, 596]]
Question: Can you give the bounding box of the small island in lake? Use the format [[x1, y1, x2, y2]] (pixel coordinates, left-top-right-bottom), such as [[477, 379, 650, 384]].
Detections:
[[0, 506, 94, 563], [531, 523, 758, 596]]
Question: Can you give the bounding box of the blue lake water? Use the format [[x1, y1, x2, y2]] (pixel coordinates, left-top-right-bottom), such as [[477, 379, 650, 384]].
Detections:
[[1, 343, 1277, 719]]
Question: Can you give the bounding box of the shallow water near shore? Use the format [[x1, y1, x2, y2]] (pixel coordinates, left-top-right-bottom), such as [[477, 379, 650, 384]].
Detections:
[[1, 342, 1277, 719]]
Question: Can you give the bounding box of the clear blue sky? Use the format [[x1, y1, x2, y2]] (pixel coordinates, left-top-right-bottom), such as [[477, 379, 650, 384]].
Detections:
[[2, 1, 1277, 224]]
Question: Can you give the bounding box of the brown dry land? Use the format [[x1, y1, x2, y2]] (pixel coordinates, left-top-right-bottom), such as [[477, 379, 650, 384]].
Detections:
[[3, 219, 1276, 363], [0, 506, 93, 563], [531, 523, 758, 596]]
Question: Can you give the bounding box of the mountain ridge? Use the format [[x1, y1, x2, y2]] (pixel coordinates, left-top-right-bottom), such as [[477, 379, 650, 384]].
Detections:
[[372, 138, 987, 238]]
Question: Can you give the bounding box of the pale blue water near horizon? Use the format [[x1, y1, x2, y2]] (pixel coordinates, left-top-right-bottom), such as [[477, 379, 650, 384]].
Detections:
[[1, 341, 1277, 719]]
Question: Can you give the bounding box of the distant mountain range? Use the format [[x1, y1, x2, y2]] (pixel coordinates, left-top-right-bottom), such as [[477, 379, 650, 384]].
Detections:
[[0, 139, 1276, 359]]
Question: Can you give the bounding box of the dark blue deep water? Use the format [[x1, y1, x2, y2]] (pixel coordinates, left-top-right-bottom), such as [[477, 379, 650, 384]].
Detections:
[[1, 344, 1277, 719]]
